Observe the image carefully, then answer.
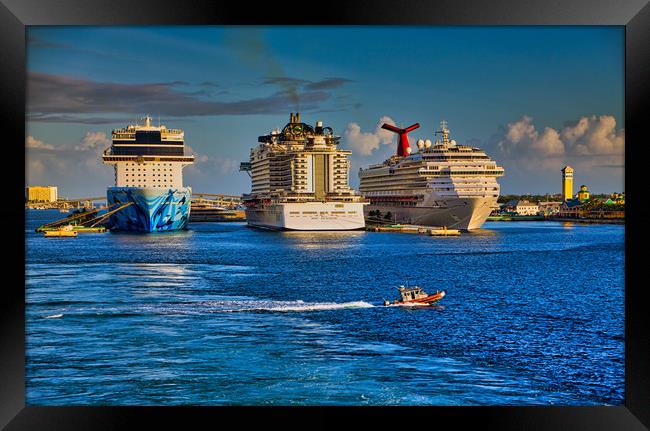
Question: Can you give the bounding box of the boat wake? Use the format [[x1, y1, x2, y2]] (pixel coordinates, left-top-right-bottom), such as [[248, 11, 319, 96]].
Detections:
[[37, 299, 444, 319], [222, 300, 375, 313]]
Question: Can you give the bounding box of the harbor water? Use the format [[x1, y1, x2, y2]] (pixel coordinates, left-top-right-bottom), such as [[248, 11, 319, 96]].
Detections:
[[25, 210, 625, 405]]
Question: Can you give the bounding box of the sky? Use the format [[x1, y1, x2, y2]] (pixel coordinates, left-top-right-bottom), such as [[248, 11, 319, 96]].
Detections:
[[25, 26, 625, 198]]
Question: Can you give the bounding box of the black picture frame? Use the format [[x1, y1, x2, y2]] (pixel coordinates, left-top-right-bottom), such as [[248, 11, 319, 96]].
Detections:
[[3, 0, 649, 429]]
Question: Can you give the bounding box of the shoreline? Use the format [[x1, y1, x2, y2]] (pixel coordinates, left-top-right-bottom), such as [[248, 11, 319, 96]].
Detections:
[[487, 217, 624, 225]]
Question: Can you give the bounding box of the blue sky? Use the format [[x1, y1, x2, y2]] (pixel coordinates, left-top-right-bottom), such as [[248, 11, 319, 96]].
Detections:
[[26, 26, 624, 198]]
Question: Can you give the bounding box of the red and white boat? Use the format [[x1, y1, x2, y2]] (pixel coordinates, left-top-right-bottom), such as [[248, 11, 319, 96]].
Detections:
[[384, 285, 446, 306]]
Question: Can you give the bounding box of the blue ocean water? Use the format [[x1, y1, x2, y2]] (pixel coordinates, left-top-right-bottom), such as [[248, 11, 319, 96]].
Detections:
[[25, 210, 625, 406]]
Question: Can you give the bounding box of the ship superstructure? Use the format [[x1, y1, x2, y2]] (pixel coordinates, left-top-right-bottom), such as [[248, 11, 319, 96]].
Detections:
[[358, 120, 504, 230], [102, 116, 194, 231], [240, 113, 365, 230]]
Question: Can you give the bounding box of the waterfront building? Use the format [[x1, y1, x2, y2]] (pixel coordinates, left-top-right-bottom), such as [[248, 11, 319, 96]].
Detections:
[[102, 116, 194, 232], [358, 120, 504, 230], [576, 185, 590, 202], [514, 200, 539, 216], [240, 113, 366, 230], [538, 201, 562, 216], [500, 199, 539, 215], [26, 185, 58, 203], [500, 199, 518, 213], [561, 166, 574, 202], [557, 199, 584, 218]]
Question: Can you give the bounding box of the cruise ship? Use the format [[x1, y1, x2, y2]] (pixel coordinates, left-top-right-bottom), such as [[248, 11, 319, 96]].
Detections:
[[358, 120, 504, 230], [240, 113, 366, 230], [102, 116, 194, 232]]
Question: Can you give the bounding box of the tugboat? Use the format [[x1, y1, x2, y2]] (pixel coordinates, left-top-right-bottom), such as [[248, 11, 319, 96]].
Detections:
[[384, 285, 446, 306]]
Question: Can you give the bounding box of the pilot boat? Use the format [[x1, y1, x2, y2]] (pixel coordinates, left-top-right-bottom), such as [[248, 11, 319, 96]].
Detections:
[[384, 285, 446, 306]]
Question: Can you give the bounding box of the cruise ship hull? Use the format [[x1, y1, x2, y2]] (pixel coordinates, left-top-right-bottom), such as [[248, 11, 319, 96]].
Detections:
[[245, 202, 366, 231], [106, 187, 191, 232], [364, 196, 497, 231]]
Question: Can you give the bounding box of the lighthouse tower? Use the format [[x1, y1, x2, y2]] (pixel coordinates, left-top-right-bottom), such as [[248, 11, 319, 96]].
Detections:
[[561, 166, 574, 202]]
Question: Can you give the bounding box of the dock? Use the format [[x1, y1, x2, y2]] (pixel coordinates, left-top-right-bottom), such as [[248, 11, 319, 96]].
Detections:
[[35, 202, 133, 235], [366, 224, 460, 236], [39, 226, 107, 233], [189, 208, 246, 223], [487, 215, 545, 221], [189, 195, 246, 222]]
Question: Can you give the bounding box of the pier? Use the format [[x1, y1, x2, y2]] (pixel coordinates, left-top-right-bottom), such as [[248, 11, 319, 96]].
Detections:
[[190, 194, 245, 222], [35, 202, 133, 235], [366, 224, 460, 236]]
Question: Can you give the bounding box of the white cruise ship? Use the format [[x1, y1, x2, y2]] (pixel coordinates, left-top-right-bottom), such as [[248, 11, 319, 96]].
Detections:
[[102, 116, 194, 232], [358, 120, 504, 230], [240, 113, 366, 230]]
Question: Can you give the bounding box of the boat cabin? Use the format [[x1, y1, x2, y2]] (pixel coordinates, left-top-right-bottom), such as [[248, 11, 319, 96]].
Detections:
[[397, 285, 429, 302]]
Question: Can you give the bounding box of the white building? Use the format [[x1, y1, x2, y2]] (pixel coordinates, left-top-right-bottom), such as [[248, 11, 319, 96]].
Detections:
[[514, 200, 539, 215]]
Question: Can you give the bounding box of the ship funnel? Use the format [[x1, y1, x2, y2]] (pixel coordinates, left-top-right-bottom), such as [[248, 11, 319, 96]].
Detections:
[[381, 122, 420, 157]]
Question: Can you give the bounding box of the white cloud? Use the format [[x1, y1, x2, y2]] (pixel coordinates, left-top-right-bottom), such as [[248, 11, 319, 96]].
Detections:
[[498, 115, 565, 157], [497, 114, 624, 160], [25, 136, 246, 197], [184, 145, 239, 176], [25, 135, 54, 150], [561, 115, 624, 156], [74, 131, 111, 153], [344, 116, 396, 156], [184, 147, 245, 194], [532, 127, 564, 156], [492, 114, 624, 173], [25, 132, 113, 197]]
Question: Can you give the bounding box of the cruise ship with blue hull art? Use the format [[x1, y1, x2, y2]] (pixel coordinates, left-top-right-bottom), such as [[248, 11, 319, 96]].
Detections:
[[102, 116, 194, 232], [106, 187, 191, 231]]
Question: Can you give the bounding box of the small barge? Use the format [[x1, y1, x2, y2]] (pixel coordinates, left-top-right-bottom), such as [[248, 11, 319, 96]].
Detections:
[[43, 225, 78, 238]]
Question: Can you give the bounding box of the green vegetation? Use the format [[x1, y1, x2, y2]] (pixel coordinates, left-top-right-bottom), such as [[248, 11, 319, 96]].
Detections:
[[581, 198, 624, 212], [497, 194, 562, 204], [498, 193, 624, 205]]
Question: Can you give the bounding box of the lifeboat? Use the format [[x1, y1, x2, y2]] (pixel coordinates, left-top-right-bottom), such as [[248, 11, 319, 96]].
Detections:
[[384, 285, 445, 306]]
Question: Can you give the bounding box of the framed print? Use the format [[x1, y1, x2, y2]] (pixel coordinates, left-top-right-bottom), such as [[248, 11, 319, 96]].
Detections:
[[2, 0, 649, 429]]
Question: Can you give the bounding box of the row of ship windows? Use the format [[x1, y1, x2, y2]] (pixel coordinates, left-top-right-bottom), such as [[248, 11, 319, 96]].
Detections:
[[125, 163, 175, 167], [372, 201, 418, 207], [124, 174, 172, 177], [430, 187, 499, 191], [125, 168, 173, 172], [288, 211, 358, 215], [123, 180, 172, 184]]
